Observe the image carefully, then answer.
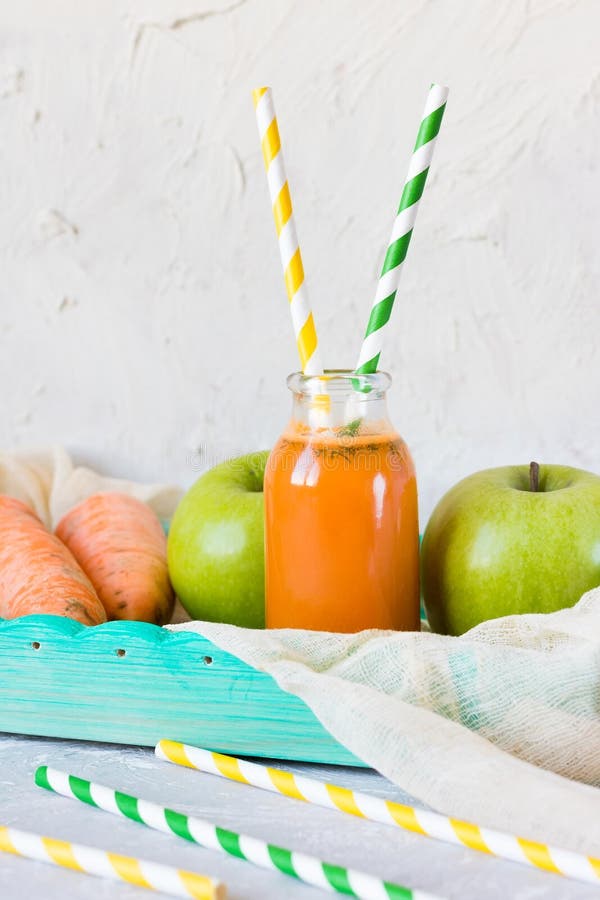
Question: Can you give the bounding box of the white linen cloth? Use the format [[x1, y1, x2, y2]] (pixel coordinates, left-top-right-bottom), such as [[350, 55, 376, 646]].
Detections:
[[2, 448, 599, 856]]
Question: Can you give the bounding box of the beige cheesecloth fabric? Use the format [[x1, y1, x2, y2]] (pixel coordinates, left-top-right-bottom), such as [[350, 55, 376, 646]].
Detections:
[[2, 448, 600, 856], [174, 597, 600, 857]]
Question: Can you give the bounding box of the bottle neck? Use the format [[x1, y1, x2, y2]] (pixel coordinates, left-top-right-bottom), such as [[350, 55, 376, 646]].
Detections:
[[287, 370, 394, 437]]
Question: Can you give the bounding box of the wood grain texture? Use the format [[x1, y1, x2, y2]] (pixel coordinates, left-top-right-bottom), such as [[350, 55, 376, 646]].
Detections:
[[0, 615, 363, 766]]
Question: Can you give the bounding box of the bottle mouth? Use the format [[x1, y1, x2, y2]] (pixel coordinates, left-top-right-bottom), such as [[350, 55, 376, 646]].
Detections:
[[287, 369, 392, 397]]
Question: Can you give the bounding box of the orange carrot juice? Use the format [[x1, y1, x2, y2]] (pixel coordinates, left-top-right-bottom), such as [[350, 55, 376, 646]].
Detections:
[[264, 371, 420, 632]]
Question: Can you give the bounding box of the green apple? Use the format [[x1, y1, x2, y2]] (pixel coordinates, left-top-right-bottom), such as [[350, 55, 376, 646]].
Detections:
[[422, 463, 600, 635], [168, 451, 269, 627]]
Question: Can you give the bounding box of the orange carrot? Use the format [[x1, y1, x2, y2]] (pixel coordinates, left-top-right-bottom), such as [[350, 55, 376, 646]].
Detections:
[[0, 496, 107, 625], [56, 493, 174, 625]]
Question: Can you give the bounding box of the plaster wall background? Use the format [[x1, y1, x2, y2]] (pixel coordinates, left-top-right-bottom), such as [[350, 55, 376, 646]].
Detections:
[[1, 0, 598, 521]]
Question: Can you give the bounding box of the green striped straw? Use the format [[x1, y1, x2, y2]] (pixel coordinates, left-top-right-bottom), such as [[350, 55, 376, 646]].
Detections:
[[35, 766, 445, 900], [355, 83, 449, 375]]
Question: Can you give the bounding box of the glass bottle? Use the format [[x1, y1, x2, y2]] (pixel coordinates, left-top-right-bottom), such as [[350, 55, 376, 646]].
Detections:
[[264, 370, 420, 632]]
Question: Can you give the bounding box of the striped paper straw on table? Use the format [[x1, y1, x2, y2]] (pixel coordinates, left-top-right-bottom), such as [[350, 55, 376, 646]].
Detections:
[[0, 822, 224, 899], [253, 86, 323, 375], [355, 83, 449, 375], [156, 740, 600, 888], [35, 765, 445, 900]]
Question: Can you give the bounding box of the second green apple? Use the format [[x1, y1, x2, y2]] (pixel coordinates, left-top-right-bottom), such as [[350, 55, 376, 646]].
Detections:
[[422, 462, 600, 635]]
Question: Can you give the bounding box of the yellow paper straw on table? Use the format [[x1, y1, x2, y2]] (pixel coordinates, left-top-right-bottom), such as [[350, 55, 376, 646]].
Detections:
[[253, 86, 322, 376], [0, 822, 225, 899], [156, 740, 600, 888]]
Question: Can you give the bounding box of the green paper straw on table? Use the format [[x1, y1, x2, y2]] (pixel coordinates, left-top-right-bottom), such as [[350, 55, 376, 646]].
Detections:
[[355, 83, 449, 375], [35, 765, 445, 900]]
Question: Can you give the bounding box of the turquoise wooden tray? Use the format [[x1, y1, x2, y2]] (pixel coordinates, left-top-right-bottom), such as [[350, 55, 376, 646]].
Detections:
[[0, 615, 363, 766]]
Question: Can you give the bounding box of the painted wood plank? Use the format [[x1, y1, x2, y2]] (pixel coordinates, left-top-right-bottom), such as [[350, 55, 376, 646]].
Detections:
[[0, 615, 364, 767]]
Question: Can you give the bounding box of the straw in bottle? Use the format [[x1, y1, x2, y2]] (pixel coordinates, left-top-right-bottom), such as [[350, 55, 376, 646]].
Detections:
[[355, 84, 449, 375], [253, 86, 323, 376], [35, 765, 445, 900], [0, 822, 224, 899], [156, 740, 600, 888]]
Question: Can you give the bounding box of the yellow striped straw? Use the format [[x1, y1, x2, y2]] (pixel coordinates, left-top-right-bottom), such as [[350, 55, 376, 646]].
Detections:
[[0, 823, 225, 899], [253, 86, 322, 375], [156, 740, 600, 888]]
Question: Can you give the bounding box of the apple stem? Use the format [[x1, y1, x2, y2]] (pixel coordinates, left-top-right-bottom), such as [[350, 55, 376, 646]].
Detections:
[[529, 461, 540, 492]]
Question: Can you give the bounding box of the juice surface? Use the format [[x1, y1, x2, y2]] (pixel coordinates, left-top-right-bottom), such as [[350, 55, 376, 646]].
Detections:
[[264, 428, 420, 632]]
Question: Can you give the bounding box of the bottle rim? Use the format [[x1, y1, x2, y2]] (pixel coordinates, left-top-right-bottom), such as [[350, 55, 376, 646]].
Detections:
[[287, 369, 392, 396]]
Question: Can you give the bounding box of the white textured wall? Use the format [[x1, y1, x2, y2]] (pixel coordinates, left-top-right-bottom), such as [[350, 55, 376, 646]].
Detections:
[[1, 0, 599, 522]]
